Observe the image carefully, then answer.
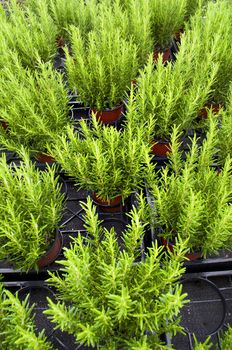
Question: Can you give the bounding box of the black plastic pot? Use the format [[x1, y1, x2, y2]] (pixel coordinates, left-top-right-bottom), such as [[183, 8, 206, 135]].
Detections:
[[4, 280, 93, 350], [169, 270, 232, 349]]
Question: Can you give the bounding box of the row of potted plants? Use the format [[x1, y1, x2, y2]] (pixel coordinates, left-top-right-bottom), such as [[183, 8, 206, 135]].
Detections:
[[0, 115, 232, 270], [0, 1, 231, 158]]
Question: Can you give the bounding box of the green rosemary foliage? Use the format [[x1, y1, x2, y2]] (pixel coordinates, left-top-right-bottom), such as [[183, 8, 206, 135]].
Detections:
[[0, 283, 53, 350], [220, 326, 232, 350], [192, 336, 212, 350], [150, 0, 186, 48], [66, 24, 138, 110], [0, 62, 70, 155], [92, 0, 153, 68], [135, 49, 218, 139], [218, 84, 232, 165], [187, 0, 232, 104], [45, 198, 187, 349], [0, 150, 64, 271], [147, 117, 232, 256], [48, 116, 151, 201], [0, 0, 57, 69], [46, 0, 96, 41]]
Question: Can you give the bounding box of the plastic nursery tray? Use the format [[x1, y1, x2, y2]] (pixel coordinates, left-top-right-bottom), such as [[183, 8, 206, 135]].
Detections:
[[0, 173, 144, 279], [3, 279, 92, 350], [167, 270, 232, 350], [145, 188, 232, 273]]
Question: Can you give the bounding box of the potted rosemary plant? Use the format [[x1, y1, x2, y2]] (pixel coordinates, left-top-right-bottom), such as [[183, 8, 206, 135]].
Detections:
[[0, 61, 70, 161], [0, 150, 64, 271], [135, 50, 218, 156], [150, 0, 186, 63], [45, 198, 188, 349], [48, 116, 151, 211], [218, 85, 232, 165], [0, 282, 53, 349], [147, 117, 232, 258], [0, 0, 57, 69], [65, 25, 138, 124]]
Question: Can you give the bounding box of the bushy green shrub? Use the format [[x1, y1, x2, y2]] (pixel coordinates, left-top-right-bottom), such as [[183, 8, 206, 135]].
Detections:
[[66, 24, 138, 110], [48, 115, 151, 201], [0, 0, 57, 69], [135, 50, 218, 139], [147, 117, 232, 256], [150, 0, 186, 49], [0, 283, 53, 350], [0, 62, 70, 155], [45, 197, 188, 350], [218, 84, 232, 164], [0, 150, 64, 271], [186, 0, 232, 104]]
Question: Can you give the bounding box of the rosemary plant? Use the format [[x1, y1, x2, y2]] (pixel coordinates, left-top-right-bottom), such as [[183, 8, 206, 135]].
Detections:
[[0, 0, 57, 69], [0, 62, 70, 156], [0, 150, 64, 271], [220, 326, 232, 350], [45, 197, 188, 349], [150, 0, 186, 49], [147, 117, 232, 256], [66, 24, 138, 110], [92, 0, 153, 68], [218, 84, 232, 165], [0, 283, 53, 350], [187, 0, 232, 105], [45, 0, 96, 43], [135, 50, 218, 140], [193, 336, 212, 350], [48, 115, 151, 201]]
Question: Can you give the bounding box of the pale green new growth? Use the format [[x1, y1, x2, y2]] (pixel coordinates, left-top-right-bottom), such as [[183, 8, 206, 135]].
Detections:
[[48, 115, 151, 201], [136, 49, 218, 139], [0, 283, 53, 350], [66, 24, 138, 110], [0, 0, 57, 69], [0, 150, 64, 271], [150, 0, 186, 48], [148, 117, 232, 256], [193, 335, 212, 350], [0, 62, 70, 155], [45, 198, 187, 349], [187, 0, 232, 104], [220, 326, 232, 350], [218, 84, 232, 164]]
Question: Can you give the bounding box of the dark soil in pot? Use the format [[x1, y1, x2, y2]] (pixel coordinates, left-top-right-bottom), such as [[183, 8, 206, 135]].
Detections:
[[153, 47, 171, 64]]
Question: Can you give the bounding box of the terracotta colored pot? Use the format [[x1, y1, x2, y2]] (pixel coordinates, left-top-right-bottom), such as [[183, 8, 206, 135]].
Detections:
[[37, 232, 62, 268], [153, 47, 171, 64], [161, 237, 202, 261], [35, 153, 55, 164], [91, 104, 124, 124], [92, 193, 122, 213], [151, 140, 171, 157], [198, 103, 221, 119]]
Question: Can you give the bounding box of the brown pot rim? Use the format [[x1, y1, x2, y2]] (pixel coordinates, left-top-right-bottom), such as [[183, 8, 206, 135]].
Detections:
[[90, 103, 124, 124], [92, 192, 123, 213], [161, 237, 202, 261], [37, 231, 62, 268], [151, 140, 171, 157], [35, 152, 55, 164]]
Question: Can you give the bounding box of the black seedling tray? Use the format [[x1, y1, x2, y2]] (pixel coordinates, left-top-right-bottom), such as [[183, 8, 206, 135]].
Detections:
[[3, 279, 92, 350], [168, 270, 232, 349], [0, 173, 143, 279]]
